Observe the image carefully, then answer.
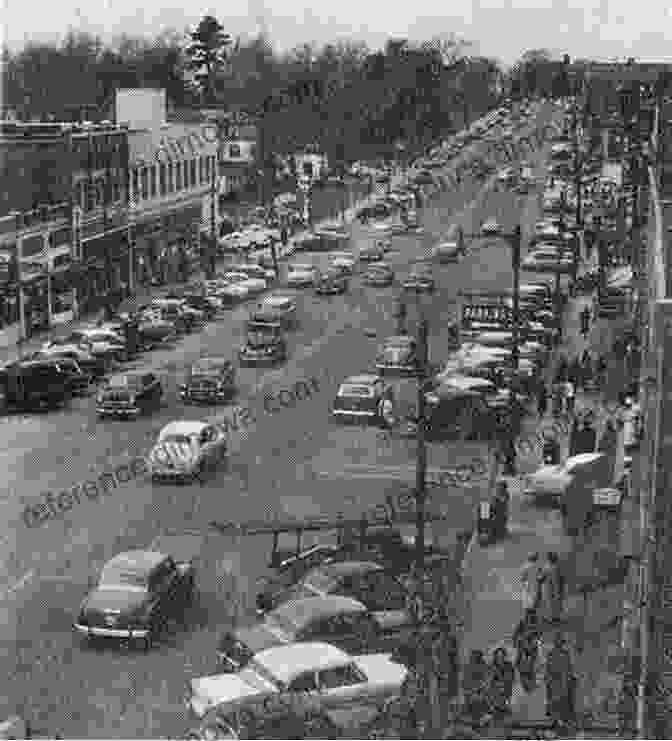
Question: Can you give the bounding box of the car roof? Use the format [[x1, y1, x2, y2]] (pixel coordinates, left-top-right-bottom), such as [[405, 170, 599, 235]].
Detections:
[[254, 642, 351, 684], [274, 596, 367, 627], [344, 374, 381, 385], [311, 560, 383, 579], [109, 370, 149, 381], [104, 550, 167, 573], [193, 356, 231, 370], [159, 420, 208, 437]]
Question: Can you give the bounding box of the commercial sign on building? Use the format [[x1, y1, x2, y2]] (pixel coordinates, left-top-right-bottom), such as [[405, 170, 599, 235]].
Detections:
[[462, 304, 512, 325]]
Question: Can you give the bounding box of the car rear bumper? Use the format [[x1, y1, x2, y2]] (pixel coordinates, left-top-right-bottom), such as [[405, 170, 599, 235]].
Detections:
[[180, 390, 231, 403], [73, 623, 149, 639], [96, 406, 141, 417], [332, 409, 378, 421]]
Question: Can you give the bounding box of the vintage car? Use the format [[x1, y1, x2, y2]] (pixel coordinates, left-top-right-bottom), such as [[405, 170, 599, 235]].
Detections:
[[231, 263, 276, 283], [433, 373, 515, 415], [137, 318, 179, 350], [173, 292, 219, 322], [0, 359, 72, 411], [73, 549, 195, 649], [180, 357, 236, 405], [431, 240, 464, 263], [375, 335, 418, 376], [255, 294, 298, 329], [286, 263, 318, 288], [218, 595, 416, 673], [292, 231, 323, 252], [328, 251, 356, 275], [186, 642, 407, 725], [96, 371, 163, 418], [361, 263, 394, 287], [37, 341, 106, 378], [523, 452, 611, 504], [359, 243, 385, 262], [422, 385, 496, 441], [148, 420, 228, 483], [266, 561, 410, 616], [31, 355, 92, 396], [402, 264, 435, 293], [221, 272, 267, 295], [239, 319, 288, 366], [332, 374, 392, 424], [67, 327, 128, 364], [152, 298, 205, 333], [314, 268, 349, 295]]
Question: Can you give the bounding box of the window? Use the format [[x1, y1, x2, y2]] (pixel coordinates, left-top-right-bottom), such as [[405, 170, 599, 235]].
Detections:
[[150, 167, 157, 198], [176, 161, 182, 190], [289, 671, 318, 693], [190, 159, 197, 187], [318, 664, 365, 690], [159, 164, 166, 196]]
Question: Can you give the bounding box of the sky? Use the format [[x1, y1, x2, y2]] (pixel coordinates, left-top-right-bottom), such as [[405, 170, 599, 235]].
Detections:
[[3, 0, 672, 65]]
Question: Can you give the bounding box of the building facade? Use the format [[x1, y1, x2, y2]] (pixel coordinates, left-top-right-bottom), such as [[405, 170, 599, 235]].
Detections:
[[123, 93, 219, 286], [0, 120, 129, 346]]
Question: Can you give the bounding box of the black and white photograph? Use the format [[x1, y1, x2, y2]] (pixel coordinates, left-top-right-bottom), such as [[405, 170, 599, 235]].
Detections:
[[0, 2, 664, 736]]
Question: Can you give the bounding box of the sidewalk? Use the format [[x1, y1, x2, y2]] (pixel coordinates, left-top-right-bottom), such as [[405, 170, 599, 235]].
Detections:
[[456, 282, 640, 732]]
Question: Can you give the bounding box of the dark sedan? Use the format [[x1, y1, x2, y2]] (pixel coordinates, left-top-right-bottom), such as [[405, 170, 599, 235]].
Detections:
[[218, 595, 416, 672], [73, 549, 195, 649], [96, 371, 163, 418], [180, 357, 236, 404], [266, 560, 410, 615], [314, 268, 349, 295], [361, 263, 394, 287]]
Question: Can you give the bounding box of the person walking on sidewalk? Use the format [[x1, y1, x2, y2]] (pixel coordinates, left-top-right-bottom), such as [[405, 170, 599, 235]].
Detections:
[[580, 305, 591, 338], [514, 616, 541, 693], [520, 552, 542, 622], [537, 383, 548, 417], [488, 648, 515, 718], [538, 552, 566, 625], [581, 349, 593, 389], [462, 649, 492, 724], [500, 437, 517, 477], [545, 634, 577, 730], [569, 356, 582, 391], [564, 379, 575, 416]]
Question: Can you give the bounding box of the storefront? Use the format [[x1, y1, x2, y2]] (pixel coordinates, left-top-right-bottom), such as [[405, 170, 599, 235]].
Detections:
[[0, 245, 18, 328], [79, 227, 130, 314]]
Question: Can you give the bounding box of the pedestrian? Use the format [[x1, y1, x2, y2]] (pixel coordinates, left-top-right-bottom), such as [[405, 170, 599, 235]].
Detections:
[[462, 649, 492, 724], [537, 383, 548, 417], [378, 393, 395, 429], [538, 552, 566, 625], [552, 383, 564, 417], [581, 350, 593, 388], [501, 437, 517, 477], [569, 416, 580, 456], [580, 417, 597, 453], [545, 634, 577, 729], [488, 647, 515, 717], [492, 479, 510, 538], [513, 617, 541, 692], [520, 552, 542, 622], [569, 356, 582, 390], [564, 379, 575, 416], [555, 357, 568, 384]]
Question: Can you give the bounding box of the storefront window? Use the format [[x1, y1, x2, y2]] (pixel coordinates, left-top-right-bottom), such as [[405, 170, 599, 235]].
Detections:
[[150, 167, 157, 198], [176, 161, 182, 190], [159, 164, 167, 196], [190, 159, 197, 187]]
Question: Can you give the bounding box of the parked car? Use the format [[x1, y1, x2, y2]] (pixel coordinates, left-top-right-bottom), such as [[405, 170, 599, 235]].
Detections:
[[36, 355, 92, 396], [255, 294, 298, 329], [137, 318, 179, 350], [148, 420, 228, 483], [152, 298, 205, 333], [180, 293, 219, 321], [376, 335, 418, 376], [96, 371, 163, 419], [423, 385, 495, 441], [286, 263, 318, 288], [402, 264, 435, 293], [361, 263, 394, 287], [328, 251, 356, 275], [239, 318, 288, 366], [218, 595, 417, 673], [37, 342, 106, 378], [431, 240, 464, 263], [0, 359, 71, 411], [67, 327, 128, 364], [314, 268, 349, 295], [332, 374, 392, 424], [73, 549, 195, 649], [186, 642, 407, 723], [180, 357, 236, 404], [359, 243, 385, 262]]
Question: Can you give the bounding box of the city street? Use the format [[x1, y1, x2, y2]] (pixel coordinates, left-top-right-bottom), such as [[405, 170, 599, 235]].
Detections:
[[0, 106, 558, 738]]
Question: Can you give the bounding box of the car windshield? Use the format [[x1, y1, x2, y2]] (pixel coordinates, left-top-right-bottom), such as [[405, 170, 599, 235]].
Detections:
[[338, 384, 374, 397], [161, 433, 197, 445], [99, 565, 148, 591], [107, 376, 140, 389], [303, 565, 341, 592], [247, 329, 276, 348], [240, 659, 284, 690]]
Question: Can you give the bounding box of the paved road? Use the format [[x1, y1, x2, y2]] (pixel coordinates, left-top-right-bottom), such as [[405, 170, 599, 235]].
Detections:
[[0, 105, 558, 738]]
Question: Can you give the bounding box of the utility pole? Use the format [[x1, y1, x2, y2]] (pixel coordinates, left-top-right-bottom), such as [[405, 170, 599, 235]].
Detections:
[[510, 226, 522, 373], [415, 314, 429, 571]]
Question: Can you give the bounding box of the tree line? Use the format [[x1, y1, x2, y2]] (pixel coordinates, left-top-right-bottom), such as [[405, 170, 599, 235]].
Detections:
[[1, 19, 573, 163]]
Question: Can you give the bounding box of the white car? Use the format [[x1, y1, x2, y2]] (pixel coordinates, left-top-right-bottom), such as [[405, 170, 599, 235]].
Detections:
[[286, 263, 318, 287], [230, 263, 276, 283], [148, 420, 227, 483], [329, 251, 356, 274], [187, 641, 407, 723], [221, 272, 267, 294]]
